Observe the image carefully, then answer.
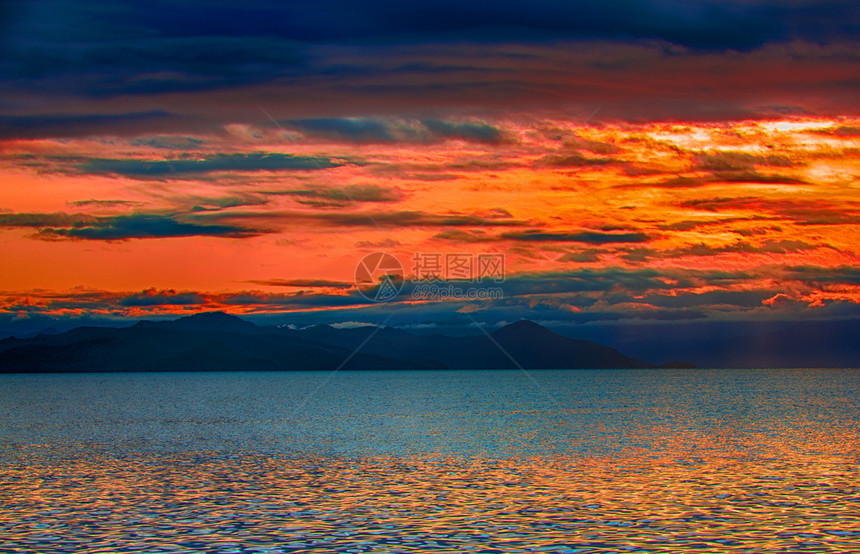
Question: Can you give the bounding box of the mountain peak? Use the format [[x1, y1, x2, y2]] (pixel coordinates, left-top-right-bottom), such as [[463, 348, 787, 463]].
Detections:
[[166, 311, 258, 332], [492, 320, 553, 339], [177, 311, 239, 323]]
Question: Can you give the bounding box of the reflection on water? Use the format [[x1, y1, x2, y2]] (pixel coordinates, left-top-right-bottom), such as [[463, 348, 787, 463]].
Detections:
[[1, 369, 859, 552]]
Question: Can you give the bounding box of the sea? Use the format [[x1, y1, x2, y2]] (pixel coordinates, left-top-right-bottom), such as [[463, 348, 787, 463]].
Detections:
[[1, 368, 859, 553]]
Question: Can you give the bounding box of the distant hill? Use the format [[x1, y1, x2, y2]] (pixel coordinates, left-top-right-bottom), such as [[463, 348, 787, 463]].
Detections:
[[0, 313, 661, 372]]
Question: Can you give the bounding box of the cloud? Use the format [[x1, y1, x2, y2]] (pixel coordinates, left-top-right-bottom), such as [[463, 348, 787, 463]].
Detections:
[[120, 289, 205, 307], [709, 171, 807, 185], [432, 229, 496, 243], [813, 125, 860, 137], [244, 279, 353, 289], [785, 266, 860, 286], [36, 213, 257, 240], [355, 238, 401, 248], [67, 199, 145, 209], [421, 119, 502, 143], [620, 170, 807, 190], [683, 239, 817, 256], [561, 135, 620, 155], [0, 212, 97, 228], [8, 0, 853, 51], [77, 153, 344, 178], [0, 111, 175, 139], [618, 239, 821, 264], [203, 209, 535, 229], [681, 197, 860, 225], [696, 151, 794, 171], [131, 136, 204, 149], [185, 194, 269, 212], [2, 206, 534, 241], [501, 231, 651, 243], [538, 152, 616, 168], [284, 117, 504, 144], [285, 118, 397, 143], [0, 0, 857, 136], [272, 184, 405, 205], [560, 250, 605, 263]]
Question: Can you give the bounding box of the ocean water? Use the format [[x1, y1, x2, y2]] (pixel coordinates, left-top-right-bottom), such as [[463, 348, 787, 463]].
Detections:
[[1, 369, 859, 553]]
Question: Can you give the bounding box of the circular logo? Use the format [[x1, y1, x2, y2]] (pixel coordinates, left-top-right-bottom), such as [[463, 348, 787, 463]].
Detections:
[[354, 252, 405, 302]]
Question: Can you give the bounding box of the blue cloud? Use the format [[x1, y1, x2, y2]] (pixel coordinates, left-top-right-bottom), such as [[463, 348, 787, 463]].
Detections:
[[286, 118, 397, 143], [421, 119, 502, 143], [78, 153, 343, 177], [39, 214, 255, 240], [0, 111, 174, 139]]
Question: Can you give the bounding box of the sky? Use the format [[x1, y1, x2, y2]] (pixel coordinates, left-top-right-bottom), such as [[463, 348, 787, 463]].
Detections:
[[0, 0, 859, 333]]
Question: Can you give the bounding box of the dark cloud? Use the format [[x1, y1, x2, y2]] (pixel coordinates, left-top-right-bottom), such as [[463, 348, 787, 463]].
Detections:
[[561, 135, 620, 155], [245, 279, 353, 289], [709, 171, 807, 185], [559, 250, 605, 263], [186, 194, 269, 212], [1, 31, 304, 97], [620, 171, 806, 190], [34, 213, 256, 240], [284, 118, 503, 144], [619, 239, 819, 263], [131, 136, 204, 149], [271, 184, 404, 205], [0, 212, 97, 228], [0, 1, 857, 134], [0, 111, 174, 139], [355, 238, 401, 248], [319, 210, 533, 228], [785, 265, 860, 286], [696, 151, 794, 171], [813, 125, 860, 137], [502, 231, 651, 243], [538, 152, 616, 168], [621, 289, 778, 309], [625, 176, 713, 189], [421, 119, 502, 143], [494, 268, 695, 297], [68, 199, 145, 209], [8, 0, 856, 51], [681, 197, 860, 225], [285, 118, 397, 143], [656, 219, 730, 231], [684, 239, 817, 256], [78, 153, 344, 178], [120, 289, 205, 307], [432, 229, 496, 243], [204, 209, 534, 229]]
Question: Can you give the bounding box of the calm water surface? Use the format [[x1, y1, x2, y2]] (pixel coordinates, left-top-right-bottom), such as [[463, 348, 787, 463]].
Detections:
[[1, 369, 859, 552]]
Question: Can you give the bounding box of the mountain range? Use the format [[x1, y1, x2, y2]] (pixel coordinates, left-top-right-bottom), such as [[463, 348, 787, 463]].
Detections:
[[0, 312, 677, 373], [2, 312, 858, 372]]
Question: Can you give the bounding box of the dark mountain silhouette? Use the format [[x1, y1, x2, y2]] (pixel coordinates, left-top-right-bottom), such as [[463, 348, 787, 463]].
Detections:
[[707, 319, 860, 368], [132, 311, 262, 334], [0, 313, 660, 372], [0, 313, 437, 372], [564, 318, 860, 368]]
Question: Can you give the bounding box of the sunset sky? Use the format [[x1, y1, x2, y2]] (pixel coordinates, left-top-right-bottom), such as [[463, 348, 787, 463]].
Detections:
[[1, 0, 858, 332]]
